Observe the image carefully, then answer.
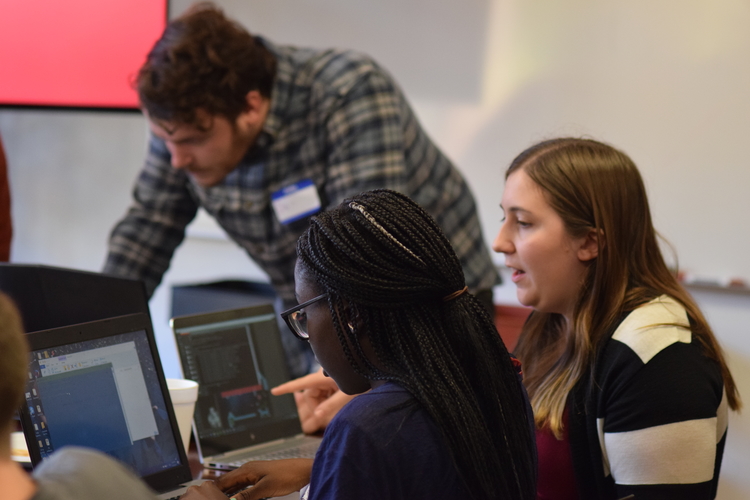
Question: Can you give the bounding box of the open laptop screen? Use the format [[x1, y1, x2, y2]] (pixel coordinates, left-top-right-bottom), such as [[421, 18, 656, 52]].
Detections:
[[19, 314, 192, 492], [172, 305, 300, 460]]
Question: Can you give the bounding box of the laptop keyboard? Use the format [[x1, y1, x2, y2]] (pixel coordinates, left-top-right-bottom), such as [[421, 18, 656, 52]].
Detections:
[[224, 440, 320, 468]]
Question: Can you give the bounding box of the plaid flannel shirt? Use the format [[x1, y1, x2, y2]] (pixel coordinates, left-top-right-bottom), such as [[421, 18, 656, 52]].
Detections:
[[104, 39, 499, 373]]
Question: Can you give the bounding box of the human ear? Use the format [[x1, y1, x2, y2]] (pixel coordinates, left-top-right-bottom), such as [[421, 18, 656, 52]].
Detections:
[[333, 300, 356, 335], [244, 90, 263, 109], [238, 90, 269, 124], [341, 302, 365, 335], [577, 228, 601, 262]]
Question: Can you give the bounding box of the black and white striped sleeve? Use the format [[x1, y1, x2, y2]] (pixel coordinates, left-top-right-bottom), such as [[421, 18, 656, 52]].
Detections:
[[597, 295, 727, 500]]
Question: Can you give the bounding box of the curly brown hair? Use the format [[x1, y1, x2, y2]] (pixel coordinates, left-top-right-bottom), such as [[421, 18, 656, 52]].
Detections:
[[136, 2, 277, 125]]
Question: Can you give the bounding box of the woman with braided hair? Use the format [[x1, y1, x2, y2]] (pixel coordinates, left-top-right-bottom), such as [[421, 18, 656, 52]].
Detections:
[[182, 189, 536, 500]]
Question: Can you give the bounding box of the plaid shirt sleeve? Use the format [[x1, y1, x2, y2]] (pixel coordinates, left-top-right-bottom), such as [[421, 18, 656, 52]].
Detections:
[[103, 136, 199, 297]]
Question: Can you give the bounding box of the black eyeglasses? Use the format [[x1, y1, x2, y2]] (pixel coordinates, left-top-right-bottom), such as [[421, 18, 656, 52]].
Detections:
[[280, 293, 328, 340]]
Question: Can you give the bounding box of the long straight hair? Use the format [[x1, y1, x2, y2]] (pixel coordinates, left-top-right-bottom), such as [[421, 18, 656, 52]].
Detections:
[[510, 138, 741, 435], [297, 189, 536, 499]]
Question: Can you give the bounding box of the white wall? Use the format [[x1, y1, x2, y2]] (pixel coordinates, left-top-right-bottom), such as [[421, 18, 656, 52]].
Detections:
[[2, 0, 749, 496]]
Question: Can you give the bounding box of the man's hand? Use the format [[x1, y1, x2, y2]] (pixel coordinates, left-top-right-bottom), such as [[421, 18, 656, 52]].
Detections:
[[215, 459, 314, 500], [271, 369, 355, 434]]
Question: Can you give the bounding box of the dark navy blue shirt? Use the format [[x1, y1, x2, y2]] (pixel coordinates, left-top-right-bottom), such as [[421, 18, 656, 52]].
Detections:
[[308, 382, 470, 499]]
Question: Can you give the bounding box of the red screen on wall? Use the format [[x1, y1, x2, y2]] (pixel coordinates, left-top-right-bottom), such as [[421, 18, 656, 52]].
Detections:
[[0, 1, 166, 109]]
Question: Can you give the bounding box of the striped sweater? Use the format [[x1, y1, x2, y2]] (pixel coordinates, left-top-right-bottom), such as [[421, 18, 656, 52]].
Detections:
[[568, 295, 727, 499]]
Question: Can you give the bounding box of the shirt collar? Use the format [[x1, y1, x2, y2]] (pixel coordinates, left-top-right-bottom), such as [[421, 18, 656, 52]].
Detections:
[[255, 36, 292, 144]]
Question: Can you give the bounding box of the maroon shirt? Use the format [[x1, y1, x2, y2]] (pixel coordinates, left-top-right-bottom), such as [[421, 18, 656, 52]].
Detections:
[[536, 407, 579, 500]]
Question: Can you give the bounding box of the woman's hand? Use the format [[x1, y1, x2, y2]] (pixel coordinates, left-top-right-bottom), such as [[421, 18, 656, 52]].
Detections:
[[272, 368, 355, 434], [180, 481, 230, 500], [215, 459, 314, 500]]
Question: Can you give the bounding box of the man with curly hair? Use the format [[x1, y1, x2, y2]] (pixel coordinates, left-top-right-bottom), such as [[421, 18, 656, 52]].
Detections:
[[104, 3, 498, 378]]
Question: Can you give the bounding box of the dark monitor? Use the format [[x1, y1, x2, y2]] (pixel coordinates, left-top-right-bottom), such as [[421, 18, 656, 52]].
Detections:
[[0, 263, 150, 333], [171, 280, 277, 318]]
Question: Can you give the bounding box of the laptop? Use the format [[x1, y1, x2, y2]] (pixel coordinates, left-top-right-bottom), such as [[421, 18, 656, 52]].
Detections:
[[18, 313, 201, 500], [171, 304, 321, 470]]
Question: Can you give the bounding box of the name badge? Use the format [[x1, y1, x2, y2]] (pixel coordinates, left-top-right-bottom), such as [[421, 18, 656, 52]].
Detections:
[[271, 179, 322, 224]]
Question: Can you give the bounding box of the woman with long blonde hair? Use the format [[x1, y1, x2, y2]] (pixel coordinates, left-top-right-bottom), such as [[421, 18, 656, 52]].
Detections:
[[494, 138, 739, 500]]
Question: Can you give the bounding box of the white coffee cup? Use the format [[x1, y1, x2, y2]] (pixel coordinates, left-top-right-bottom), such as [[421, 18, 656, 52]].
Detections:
[[166, 378, 199, 453]]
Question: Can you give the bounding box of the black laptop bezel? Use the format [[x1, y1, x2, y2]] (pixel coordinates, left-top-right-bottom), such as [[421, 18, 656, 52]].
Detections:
[[171, 303, 304, 461], [18, 313, 193, 493]]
